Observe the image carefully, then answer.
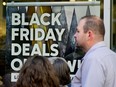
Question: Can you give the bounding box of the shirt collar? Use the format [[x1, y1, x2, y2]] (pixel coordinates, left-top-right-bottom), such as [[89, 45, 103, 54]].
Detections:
[[83, 41, 106, 60]]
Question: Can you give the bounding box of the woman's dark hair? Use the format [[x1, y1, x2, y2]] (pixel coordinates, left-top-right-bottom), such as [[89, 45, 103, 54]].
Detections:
[[15, 55, 59, 87], [53, 58, 71, 85]]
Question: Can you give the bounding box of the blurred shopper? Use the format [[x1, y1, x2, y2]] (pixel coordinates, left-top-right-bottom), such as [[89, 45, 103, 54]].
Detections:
[[15, 55, 59, 87], [49, 57, 71, 87]]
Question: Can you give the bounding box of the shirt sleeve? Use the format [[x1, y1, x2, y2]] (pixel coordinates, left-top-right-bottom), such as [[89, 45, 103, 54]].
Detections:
[[71, 68, 82, 87], [81, 58, 105, 87]]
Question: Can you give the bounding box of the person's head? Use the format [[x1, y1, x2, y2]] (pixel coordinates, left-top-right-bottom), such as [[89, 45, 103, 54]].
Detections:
[[15, 55, 59, 87], [52, 57, 71, 86], [74, 15, 105, 52]]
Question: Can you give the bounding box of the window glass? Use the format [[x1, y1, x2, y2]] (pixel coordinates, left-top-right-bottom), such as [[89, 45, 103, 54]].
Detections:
[[0, 0, 6, 76], [0, 0, 108, 86], [111, 0, 116, 52]]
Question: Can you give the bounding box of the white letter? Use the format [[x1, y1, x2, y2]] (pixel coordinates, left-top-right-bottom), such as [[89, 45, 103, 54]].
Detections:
[[67, 60, 77, 72], [52, 13, 61, 25], [12, 13, 20, 25], [45, 28, 56, 41], [12, 28, 19, 40], [31, 44, 42, 56], [11, 43, 21, 55], [35, 28, 45, 40], [50, 44, 58, 56], [22, 43, 30, 56], [77, 60, 81, 68], [42, 44, 49, 56], [30, 13, 40, 25], [22, 13, 29, 25], [40, 13, 50, 25], [20, 28, 29, 41], [30, 28, 34, 40], [11, 58, 23, 71], [56, 28, 65, 41], [23, 59, 27, 64], [11, 73, 19, 82]]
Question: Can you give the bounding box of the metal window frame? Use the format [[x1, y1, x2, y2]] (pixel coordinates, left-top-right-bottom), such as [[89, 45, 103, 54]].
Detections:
[[104, 0, 111, 48], [7, 1, 100, 6]]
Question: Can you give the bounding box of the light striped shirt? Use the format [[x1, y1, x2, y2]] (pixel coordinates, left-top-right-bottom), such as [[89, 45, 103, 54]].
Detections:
[[71, 41, 116, 87]]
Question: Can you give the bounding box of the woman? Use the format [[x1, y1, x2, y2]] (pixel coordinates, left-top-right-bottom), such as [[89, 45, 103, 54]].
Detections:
[[15, 55, 59, 87], [49, 57, 71, 87]]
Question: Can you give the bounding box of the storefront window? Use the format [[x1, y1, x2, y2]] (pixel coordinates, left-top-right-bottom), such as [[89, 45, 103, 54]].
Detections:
[[0, 0, 110, 86], [111, 0, 116, 52], [0, 0, 6, 75]]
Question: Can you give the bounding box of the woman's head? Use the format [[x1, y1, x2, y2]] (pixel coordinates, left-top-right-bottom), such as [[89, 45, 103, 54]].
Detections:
[[15, 55, 59, 87], [52, 57, 71, 86]]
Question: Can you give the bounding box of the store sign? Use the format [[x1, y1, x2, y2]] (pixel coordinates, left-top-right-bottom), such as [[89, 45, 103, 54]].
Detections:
[[6, 2, 100, 82]]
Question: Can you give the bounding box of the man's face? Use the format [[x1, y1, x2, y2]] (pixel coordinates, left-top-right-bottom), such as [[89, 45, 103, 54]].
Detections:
[[74, 19, 87, 48]]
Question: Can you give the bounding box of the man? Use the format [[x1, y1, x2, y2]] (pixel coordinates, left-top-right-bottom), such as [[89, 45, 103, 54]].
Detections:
[[71, 15, 116, 87]]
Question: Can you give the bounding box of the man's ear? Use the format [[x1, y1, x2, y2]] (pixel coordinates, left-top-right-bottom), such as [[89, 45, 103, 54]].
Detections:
[[87, 30, 94, 40]]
